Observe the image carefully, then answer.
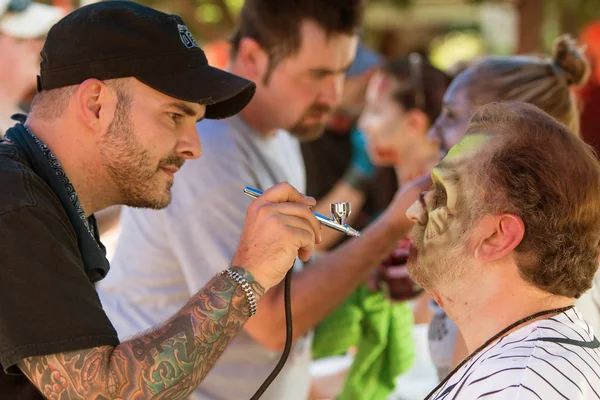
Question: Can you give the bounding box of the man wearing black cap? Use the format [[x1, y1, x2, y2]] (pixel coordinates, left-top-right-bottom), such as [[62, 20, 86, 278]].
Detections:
[[98, 1, 428, 399], [0, 2, 322, 399]]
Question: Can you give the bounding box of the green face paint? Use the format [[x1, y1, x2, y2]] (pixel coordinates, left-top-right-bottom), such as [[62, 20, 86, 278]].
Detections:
[[432, 133, 490, 213], [444, 133, 490, 161], [420, 133, 491, 241]]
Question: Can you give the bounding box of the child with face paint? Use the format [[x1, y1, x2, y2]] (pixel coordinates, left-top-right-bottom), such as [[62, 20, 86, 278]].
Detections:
[[356, 55, 450, 304], [359, 54, 450, 187], [424, 35, 593, 380]]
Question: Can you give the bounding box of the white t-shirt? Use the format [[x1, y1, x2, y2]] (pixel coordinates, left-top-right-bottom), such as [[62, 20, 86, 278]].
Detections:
[[97, 116, 310, 400], [427, 308, 600, 400]]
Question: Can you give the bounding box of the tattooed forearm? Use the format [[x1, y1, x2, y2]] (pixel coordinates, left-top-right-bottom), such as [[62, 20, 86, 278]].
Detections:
[[18, 267, 265, 399]]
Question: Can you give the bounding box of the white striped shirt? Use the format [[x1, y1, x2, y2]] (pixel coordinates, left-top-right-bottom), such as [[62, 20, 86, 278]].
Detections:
[[428, 308, 600, 399]]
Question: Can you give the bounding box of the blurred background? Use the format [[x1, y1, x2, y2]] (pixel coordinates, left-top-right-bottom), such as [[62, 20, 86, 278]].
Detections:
[[39, 0, 600, 69]]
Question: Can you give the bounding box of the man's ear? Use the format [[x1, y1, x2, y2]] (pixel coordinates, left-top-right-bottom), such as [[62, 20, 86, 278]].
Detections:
[[474, 214, 525, 261], [74, 79, 116, 133], [236, 37, 269, 83]]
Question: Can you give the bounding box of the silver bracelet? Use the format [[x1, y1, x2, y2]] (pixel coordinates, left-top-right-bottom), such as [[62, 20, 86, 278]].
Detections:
[[219, 268, 258, 317]]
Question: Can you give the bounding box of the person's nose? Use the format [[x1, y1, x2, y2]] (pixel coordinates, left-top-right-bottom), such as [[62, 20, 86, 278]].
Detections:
[[177, 125, 202, 160], [318, 74, 344, 108], [426, 123, 443, 154], [406, 197, 428, 226]]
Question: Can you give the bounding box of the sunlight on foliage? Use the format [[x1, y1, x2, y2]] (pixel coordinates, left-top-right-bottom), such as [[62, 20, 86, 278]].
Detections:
[[225, 0, 244, 15], [195, 3, 223, 24], [430, 30, 485, 71]]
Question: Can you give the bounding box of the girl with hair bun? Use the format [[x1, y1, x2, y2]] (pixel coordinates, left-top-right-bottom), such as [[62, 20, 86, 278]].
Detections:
[[429, 35, 588, 154]]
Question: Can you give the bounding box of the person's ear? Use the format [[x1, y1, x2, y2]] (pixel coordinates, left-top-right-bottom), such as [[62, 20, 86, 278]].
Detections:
[[236, 37, 269, 83], [74, 79, 117, 134], [404, 109, 429, 137], [474, 214, 525, 261]]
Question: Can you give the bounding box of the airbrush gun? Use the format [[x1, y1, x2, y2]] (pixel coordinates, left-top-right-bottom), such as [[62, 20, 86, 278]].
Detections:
[[244, 186, 359, 400], [243, 187, 361, 237]]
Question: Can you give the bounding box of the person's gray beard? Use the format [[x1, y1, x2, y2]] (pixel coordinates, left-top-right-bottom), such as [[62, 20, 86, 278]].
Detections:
[[408, 223, 470, 290]]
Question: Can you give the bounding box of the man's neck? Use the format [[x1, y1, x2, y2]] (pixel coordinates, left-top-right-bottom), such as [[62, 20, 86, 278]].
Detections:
[[25, 118, 113, 215], [438, 266, 574, 353], [229, 63, 279, 138], [238, 99, 280, 138]]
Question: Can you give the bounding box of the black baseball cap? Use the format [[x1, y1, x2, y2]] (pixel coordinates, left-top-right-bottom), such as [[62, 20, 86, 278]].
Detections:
[[36, 1, 255, 119]]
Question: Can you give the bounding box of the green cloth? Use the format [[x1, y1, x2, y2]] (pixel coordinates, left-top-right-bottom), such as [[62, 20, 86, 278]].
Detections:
[[313, 284, 415, 400]]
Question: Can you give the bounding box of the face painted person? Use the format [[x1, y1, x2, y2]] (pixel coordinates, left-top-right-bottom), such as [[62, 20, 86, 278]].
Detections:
[[423, 35, 596, 379], [408, 101, 600, 399], [0, 2, 321, 399]]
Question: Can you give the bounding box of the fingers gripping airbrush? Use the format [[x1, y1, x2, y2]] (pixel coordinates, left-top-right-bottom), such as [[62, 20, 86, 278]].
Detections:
[[243, 186, 360, 399], [243, 186, 361, 237]]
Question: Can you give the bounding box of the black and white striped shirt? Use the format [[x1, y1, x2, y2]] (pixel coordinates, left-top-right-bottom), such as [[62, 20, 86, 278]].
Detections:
[[429, 308, 600, 399]]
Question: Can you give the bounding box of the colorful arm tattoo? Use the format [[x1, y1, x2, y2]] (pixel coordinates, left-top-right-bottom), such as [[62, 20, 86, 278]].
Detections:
[[18, 267, 265, 399]]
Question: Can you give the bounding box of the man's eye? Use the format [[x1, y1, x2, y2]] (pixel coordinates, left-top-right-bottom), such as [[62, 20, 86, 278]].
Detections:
[[168, 112, 183, 123], [432, 188, 447, 209], [311, 71, 330, 80], [446, 111, 456, 123]]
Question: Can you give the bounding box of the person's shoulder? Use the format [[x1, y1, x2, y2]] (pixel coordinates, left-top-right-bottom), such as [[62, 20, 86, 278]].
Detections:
[[179, 118, 258, 177], [192, 118, 257, 168], [0, 142, 61, 216], [453, 348, 537, 399], [463, 344, 599, 399], [461, 312, 600, 399], [196, 118, 243, 153]]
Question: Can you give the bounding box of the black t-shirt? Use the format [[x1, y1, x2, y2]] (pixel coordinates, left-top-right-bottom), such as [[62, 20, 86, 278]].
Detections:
[[0, 142, 119, 398], [302, 129, 353, 201]]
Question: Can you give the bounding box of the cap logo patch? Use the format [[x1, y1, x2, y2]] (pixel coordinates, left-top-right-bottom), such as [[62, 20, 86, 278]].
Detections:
[[178, 24, 199, 49]]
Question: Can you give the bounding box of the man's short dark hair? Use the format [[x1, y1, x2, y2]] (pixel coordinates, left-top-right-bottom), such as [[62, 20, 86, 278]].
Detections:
[[468, 102, 600, 298], [230, 0, 365, 82]]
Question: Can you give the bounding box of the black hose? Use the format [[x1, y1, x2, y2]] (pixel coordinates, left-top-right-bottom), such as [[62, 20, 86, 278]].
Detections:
[[249, 265, 294, 399]]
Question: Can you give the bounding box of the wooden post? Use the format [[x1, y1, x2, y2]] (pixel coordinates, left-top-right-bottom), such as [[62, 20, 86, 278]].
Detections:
[[516, 0, 544, 54]]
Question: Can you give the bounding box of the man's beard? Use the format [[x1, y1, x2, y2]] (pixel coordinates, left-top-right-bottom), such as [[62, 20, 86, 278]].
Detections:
[[99, 98, 184, 210], [408, 219, 470, 290], [289, 102, 333, 142]]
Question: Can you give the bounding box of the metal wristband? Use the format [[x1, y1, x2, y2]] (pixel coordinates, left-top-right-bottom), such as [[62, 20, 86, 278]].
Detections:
[[219, 268, 258, 317]]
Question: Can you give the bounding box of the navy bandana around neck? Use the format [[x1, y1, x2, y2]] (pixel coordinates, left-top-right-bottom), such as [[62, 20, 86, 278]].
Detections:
[[4, 123, 110, 282]]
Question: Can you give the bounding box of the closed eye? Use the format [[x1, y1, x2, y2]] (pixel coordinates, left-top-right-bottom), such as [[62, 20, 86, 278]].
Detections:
[[445, 110, 457, 123], [311, 70, 331, 80]]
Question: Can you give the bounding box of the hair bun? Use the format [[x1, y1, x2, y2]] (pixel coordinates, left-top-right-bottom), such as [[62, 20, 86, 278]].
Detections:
[[552, 34, 590, 86]]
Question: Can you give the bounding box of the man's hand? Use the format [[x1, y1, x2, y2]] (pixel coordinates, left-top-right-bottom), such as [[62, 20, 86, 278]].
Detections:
[[233, 182, 322, 290]]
